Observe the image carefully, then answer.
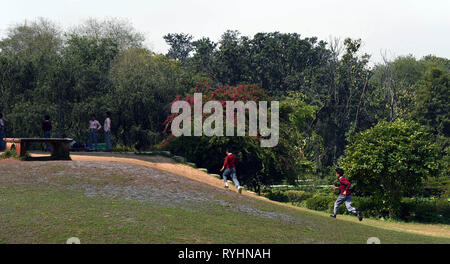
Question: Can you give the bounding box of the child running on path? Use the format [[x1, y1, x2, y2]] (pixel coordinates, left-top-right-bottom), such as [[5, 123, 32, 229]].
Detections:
[[220, 149, 243, 194], [330, 168, 363, 221]]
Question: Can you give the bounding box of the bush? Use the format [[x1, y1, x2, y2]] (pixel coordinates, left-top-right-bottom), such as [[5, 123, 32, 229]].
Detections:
[[262, 189, 289, 203], [305, 196, 335, 212], [436, 198, 450, 221], [314, 187, 336, 197], [0, 149, 18, 159], [399, 198, 415, 221], [339, 119, 439, 218], [400, 197, 450, 223], [285, 190, 312, 205], [413, 200, 438, 223], [300, 193, 449, 223], [0, 149, 30, 161], [161, 80, 309, 193], [112, 143, 137, 152], [352, 196, 388, 218]]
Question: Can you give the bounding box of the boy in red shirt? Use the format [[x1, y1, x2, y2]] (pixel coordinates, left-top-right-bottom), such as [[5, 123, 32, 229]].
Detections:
[[220, 149, 243, 194], [331, 168, 363, 221]]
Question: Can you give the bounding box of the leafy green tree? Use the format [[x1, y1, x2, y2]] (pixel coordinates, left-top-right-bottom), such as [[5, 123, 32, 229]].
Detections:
[[163, 33, 194, 63], [280, 91, 318, 175], [161, 81, 316, 193], [190, 37, 217, 77], [313, 38, 374, 170], [58, 34, 120, 139], [212, 30, 251, 86], [0, 18, 63, 137], [108, 48, 199, 148], [339, 119, 439, 218], [413, 67, 450, 137], [71, 18, 145, 50], [369, 55, 424, 121]]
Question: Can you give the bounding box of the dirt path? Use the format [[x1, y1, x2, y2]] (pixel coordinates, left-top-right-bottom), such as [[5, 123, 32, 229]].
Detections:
[[20, 152, 450, 238], [70, 153, 237, 192]]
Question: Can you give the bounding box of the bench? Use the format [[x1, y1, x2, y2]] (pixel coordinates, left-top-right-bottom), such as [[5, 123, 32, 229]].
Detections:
[[2, 138, 73, 160]]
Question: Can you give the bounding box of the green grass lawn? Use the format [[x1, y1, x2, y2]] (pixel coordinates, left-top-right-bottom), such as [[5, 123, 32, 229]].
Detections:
[[1, 186, 449, 244], [0, 157, 449, 244]]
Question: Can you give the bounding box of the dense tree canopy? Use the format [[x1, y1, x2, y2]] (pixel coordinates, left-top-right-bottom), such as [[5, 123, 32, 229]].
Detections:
[[0, 18, 449, 194]]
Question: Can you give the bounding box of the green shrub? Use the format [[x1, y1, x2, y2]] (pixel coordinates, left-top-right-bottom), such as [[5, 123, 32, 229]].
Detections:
[[314, 187, 335, 197], [414, 201, 438, 222], [352, 196, 388, 218], [399, 198, 415, 221], [340, 119, 439, 219], [301, 193, 449, 223], [329, 196, 388, 218], [285, 190, 312, 205], [0, 149, 18, 159], [262, 189, 288, 203], [305, 196, 335, 212], [436, 198, 450, 221], [0, 149, 31, 161], [112, 144, 137, 152], [400, 197, 449, 223]]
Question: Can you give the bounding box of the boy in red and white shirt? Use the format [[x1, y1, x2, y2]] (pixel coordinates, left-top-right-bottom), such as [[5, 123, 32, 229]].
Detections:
[[220, 149, 243, 194], [331, 168, 363, 221]]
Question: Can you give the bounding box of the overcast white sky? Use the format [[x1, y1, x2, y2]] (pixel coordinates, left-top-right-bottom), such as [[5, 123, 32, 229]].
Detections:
[[1, 0, 449, 64]]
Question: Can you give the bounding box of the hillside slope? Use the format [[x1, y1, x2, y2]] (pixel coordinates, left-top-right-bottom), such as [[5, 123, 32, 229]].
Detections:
[[0, 152, 448, 243]]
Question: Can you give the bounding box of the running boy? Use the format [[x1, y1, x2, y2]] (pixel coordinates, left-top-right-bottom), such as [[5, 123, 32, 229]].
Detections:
[[220, 149, 243, 194], [330, 168, 363, 221]]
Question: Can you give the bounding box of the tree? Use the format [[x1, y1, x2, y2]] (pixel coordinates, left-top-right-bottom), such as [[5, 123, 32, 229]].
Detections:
[[413, 67, 450, 137], [339, 119, 439, 218], [0, 18, 63, 137], [279, 91, 318, 175], [108, 47, 199, 148], [369, 55, 424, 122], [58, 34, 120, 139], [212, 30, 251, 86], [161, 80, 314, 193], [313, 38, 373, 170], [163, 33, 194, 63], [71, 18, 145, 50], [190, 37, 217, 77]]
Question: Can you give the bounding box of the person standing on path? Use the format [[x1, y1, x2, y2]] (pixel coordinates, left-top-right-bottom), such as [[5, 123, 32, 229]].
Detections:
[[104, 112, 111, 152], [88, 115, 102, 151], [220, 149, 243, 194], [0, 113, 5, 151], [42, 115, 52, 152], [330, 168, 363, 221]]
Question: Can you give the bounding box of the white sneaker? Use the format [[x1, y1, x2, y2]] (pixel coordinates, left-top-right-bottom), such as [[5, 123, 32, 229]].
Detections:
[[238, 186, 243, 194], [224, 184, 229, 189]]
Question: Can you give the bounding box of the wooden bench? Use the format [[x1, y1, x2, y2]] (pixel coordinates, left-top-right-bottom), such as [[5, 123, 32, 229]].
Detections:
[[2, 138, 73, 160]]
